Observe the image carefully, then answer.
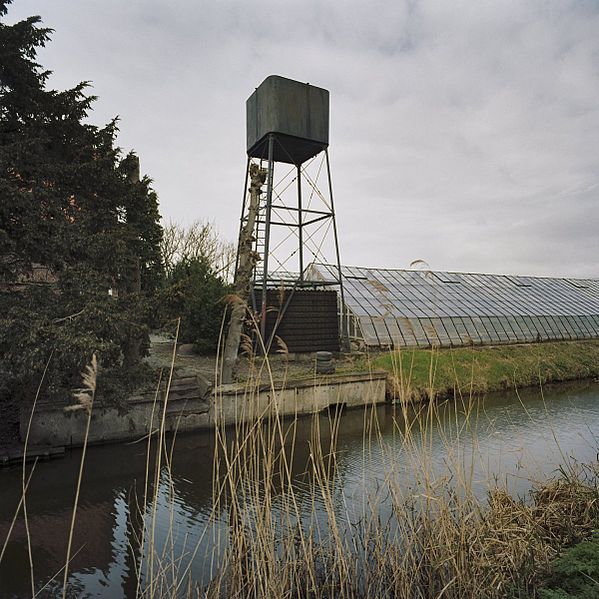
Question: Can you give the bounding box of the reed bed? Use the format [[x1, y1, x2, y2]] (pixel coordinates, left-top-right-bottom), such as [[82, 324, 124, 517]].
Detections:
[[4, 338, 598, 598], [131, 343, 599, 599]]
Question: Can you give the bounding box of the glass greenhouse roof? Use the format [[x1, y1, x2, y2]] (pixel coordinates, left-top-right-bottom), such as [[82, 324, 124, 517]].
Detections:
[[308, 264, 599, 348]]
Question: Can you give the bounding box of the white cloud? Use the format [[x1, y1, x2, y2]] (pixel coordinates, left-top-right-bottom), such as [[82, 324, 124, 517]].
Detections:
[[7, 0, 599, 277]]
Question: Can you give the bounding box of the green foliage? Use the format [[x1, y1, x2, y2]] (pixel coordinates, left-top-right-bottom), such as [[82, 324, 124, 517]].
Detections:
[[538, 535, 599, 598], [372, 341, 599, 399], [0, 2, 163, 410], [161, 257, 230, 354]]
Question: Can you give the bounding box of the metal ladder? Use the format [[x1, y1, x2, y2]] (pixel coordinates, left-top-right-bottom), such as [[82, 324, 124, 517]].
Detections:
[[252, 195, 268, 286]]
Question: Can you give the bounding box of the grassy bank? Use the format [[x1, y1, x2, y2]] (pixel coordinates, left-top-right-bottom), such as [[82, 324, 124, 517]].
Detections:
[[369, 340, 599, 401]]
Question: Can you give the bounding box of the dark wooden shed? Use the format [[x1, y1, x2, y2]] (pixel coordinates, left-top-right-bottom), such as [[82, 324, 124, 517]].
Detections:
[[252, 288, 339, 353]]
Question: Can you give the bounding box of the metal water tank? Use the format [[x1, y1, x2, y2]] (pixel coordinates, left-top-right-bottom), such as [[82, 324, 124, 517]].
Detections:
[[246, 75, 329, 165]]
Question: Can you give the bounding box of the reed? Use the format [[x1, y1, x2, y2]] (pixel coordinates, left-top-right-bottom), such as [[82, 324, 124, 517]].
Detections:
[[62, 353, 97, 599], [129, 328, 599, 598], [4, 323, 598, 598]]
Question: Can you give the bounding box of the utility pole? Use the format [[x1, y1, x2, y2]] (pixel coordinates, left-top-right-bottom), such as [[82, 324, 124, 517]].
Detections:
[[221, 163, 267, 384]]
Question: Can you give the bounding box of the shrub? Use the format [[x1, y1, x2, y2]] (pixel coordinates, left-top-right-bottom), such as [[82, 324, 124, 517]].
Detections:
[[161, 257, 230, 354], [538, 535, 599, 599]]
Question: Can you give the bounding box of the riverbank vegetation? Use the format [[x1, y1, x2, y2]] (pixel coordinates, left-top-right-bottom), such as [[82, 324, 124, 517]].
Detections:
[[369, 340, 599, 401], [120, 341, 599, 598], [537, 534, 599, 598], [131, 356, 599, 599], [3, 329, 599, 596]]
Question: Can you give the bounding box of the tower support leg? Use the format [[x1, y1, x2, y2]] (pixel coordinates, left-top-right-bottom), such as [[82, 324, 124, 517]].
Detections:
[[326, 149, 350, 351], [259, 134, 275, 345]]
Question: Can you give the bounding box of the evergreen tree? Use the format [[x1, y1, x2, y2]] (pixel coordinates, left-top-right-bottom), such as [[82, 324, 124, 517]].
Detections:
[[0, 0, 163, 437], [162, 257, 231, 354]]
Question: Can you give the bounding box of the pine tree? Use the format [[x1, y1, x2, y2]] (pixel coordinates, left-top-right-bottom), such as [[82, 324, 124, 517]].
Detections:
[[0, 1, 163, 437]]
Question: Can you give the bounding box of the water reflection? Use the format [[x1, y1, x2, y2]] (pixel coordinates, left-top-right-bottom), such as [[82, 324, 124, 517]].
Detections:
[[1, 381, 598, 598]]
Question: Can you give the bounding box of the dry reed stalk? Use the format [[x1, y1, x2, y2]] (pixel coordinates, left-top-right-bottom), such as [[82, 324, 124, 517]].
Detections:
[[62, 353, 97, 599], [125, 329, 599, 599], [132, 368, 163, 599], [147, 317, 180, 599], [17, 352, 53, 597], [0, 463, 36, 565], [134, 311, 233, 597]]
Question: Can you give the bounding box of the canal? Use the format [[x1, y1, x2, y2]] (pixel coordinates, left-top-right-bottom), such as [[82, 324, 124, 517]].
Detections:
[[1, 380, 598, 597]]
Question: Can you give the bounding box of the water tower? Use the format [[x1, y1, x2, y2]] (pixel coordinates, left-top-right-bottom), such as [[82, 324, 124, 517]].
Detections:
[[236, 75, 348, 351]]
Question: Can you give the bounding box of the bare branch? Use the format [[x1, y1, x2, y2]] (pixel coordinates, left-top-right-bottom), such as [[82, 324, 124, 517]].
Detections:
[[160, 219, 235, 281]]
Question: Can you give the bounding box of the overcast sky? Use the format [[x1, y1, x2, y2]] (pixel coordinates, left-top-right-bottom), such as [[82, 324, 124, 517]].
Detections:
[[6, 0, 599, 278]]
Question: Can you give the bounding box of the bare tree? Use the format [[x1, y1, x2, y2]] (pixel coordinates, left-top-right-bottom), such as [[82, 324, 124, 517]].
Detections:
[[222, 164, 266, 384], [161, 220, 236, 282]]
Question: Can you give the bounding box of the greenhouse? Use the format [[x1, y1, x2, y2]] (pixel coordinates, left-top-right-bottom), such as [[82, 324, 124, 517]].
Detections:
[[308, 264, 599, 349]]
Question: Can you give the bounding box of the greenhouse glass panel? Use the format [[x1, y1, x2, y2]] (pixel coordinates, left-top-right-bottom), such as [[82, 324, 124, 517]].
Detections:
[[408, 318, 431, 346], [450, 317, 471, 344], [501, 316, 521, 341], [371, 319, 392, 346], [533, 317, 548, 340], [360, 318, 380, 346], [554, 316, 573, 339], [539, 316, 560, 339], [571, 316, 590, 338], [308, 264, 599, 348], [426, 318, 451, 346], [470, 316, 493, 343], [384, 317, 405, 347], [520, 317, 541, 340], [580, 315, 598, 337], [559, 316, 577, 339], [487, 317, 509, 342], [396, 318, 418, 346], [510, 315, 528, 338], [506, 319, 522, 340], [587, 315, 599, 333], [440, 318, 462, 345]]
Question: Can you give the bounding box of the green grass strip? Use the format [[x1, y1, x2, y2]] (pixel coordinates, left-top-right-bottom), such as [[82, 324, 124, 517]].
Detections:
[[369, 340, 599, 400]]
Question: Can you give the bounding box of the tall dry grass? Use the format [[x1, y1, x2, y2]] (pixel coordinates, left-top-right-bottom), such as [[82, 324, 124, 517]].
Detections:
[[4, 325, 598, 598], [130, 337, 599, 598]]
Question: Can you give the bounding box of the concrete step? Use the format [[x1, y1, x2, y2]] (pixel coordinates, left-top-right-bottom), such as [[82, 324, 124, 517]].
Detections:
[[1, 445, 65, 469]]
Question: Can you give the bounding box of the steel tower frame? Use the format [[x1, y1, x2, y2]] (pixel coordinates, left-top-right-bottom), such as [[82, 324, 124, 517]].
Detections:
[[235, 133, 349, 352]]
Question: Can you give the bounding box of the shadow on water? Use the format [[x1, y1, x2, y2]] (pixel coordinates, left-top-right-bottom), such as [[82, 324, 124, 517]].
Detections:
[[1, 380, 598, 597]]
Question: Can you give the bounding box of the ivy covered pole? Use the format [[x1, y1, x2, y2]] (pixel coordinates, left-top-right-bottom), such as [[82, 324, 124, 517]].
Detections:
[[121, 154, 143, 369], [221, 163, 266, 384]]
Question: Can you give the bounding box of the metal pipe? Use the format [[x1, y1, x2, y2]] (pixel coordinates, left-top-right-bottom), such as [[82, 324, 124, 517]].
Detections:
[[297, 164, 304, 282], [263, 205, 331, 216]]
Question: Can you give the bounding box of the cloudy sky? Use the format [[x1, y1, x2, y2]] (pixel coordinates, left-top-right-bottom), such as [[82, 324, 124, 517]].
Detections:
[[7, 0, 599, 278]]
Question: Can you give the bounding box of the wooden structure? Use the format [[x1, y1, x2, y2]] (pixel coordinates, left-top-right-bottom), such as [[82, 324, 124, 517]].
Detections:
[[254, 289, 339, 353]]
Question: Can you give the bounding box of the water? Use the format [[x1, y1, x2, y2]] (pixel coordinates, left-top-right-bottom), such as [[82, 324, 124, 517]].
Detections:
[[1, 381, 598, 598]]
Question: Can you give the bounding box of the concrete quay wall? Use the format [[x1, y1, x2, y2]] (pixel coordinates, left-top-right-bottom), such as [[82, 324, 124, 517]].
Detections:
[[21, 372, 387, 448]]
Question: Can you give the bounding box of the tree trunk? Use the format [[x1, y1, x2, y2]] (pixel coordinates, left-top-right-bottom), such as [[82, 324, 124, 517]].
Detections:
[[122, 156, 143, 368], [221, 164, 266, 383]]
